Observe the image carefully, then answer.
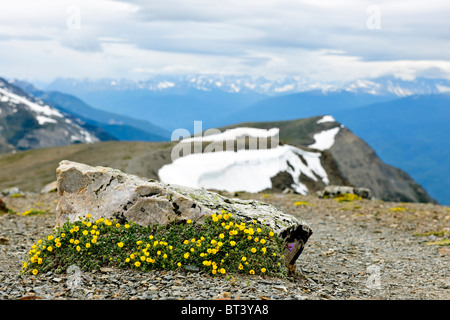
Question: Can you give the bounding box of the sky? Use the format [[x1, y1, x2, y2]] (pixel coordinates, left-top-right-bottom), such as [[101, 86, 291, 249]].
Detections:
[[0, 0, 449, 84]]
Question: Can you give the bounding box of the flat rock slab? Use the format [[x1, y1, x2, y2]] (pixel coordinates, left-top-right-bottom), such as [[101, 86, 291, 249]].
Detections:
[[56, 160, 312, 271]]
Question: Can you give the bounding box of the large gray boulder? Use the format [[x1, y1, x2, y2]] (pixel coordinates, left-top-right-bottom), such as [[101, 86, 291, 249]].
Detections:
[[55, 160, 312, 273]]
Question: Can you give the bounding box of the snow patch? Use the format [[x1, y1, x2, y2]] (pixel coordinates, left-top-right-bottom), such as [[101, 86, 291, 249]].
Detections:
[[36, 115, 57, 125], [308, 127, 340, 151], [157, 81, 175, 90], [158, 145, 329, 195], [274, 84, 295, 93], [0, 87, 63, 118], [317, 115, 336, 124]]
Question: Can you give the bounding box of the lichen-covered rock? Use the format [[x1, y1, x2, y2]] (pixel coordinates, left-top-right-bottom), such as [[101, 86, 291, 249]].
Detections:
[[317, 185, 372, 200], [56, 160, 312, 272]]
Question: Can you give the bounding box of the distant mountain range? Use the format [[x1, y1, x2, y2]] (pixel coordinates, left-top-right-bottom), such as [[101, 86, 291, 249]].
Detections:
[[0, 115, 435, 204], [13, 79, 170, 141], [0, 77, 113, 153], [2, 75, 448, 204]]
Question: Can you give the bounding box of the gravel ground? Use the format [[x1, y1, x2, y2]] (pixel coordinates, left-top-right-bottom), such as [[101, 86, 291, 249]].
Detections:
[[0, 192, 449, 300]]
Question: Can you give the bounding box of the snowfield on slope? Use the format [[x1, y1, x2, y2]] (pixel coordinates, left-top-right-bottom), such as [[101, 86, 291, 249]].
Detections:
[[158, 144, 329, 194], [308, 127, 340, 151]]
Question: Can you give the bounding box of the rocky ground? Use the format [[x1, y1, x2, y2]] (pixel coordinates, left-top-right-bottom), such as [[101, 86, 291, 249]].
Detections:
[[0, 191, 449, 300]]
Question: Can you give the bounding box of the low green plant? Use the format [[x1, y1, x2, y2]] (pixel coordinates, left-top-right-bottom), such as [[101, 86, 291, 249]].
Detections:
[[22, 210, 287, 278], [19, 208, 47, 216], [333, 193, 361, 203]]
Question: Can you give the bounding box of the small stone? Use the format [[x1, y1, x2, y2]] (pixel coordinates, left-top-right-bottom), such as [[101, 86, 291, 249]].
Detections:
[[0, 237, 9, 245], [100, 267, 114, 273], [273, 285, 288, 293]]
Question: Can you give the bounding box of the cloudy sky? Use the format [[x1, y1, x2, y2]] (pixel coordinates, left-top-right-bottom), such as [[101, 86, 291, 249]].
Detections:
[[0, 0, 449, 84]]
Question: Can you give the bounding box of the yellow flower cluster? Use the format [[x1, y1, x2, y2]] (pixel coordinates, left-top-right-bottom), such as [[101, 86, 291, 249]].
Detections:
[[22, 209, 286, 278]]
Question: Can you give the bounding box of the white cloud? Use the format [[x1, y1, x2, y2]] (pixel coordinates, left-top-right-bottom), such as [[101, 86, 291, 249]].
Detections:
[[0, 0, 449, 83]]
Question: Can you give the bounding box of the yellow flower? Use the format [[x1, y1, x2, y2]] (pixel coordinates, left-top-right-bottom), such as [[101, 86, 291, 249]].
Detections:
[[91, 238, 97, 244], [116, 223, 120, 228], [219, 268, 226, 274], [251, 248, 257, 253], [86, 243, 91, 248], [187, 219, 192, 224], [261, 247, 267, 254], [261, 268, 266, 273], [257, 228, 262, 233], [153, 241, 159, 247], [55, 242, 61, 248], [47, 246, 53, 252], [230, 241, 236, 246], [163, 254, 167, 259], [211, 269, 217, 275], [140, 256, 146, 261], [241, 256, 247, 262], [47, 235, 53, 241], [238, 263, 244, 270], [149, 235, 154, 240], [184, 252, 190, 259], [32, 269, 38, 275], [86, 222, 92, 227], [61, 233, 66, 238], [254, 237, 259, 242], [130, 254, 135, 259], [125, 258, 130, 263], [76, 246, 81, 251], [38, 258, 43, 264], [73, 226, 79, 232], [86, 214, 92, 218], [219, 234, 224, 239], [183, 240, 189, 245], [249, 270, 255, 275], [38, 240, 42, 244], [90, 229, 96, 235], [136, 240, 143, 245], [247, 236, 252, 241], [82, 230, 88, 236], [223, 214, 229, 220], [260, 239, 266, 244], [74, 240, 79, 245], [125, 224, 130, 229], [177, 262, 182, 267], [70, 239, 75, 244], [23, 262, 28, 269], [134, 261, 141, 267], [190, 248, 195, 253], [269, 231, 274, 237], [157, 251, 161, 255]]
